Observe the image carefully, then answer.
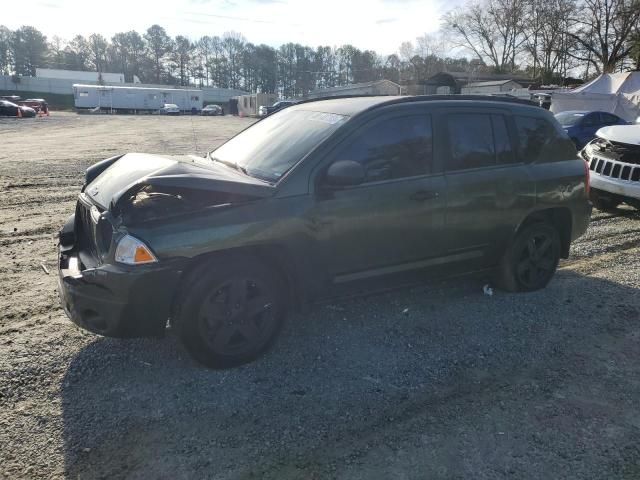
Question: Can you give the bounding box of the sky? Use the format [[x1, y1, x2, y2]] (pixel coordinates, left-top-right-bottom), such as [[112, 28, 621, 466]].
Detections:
[[5, 0, 458, 55]]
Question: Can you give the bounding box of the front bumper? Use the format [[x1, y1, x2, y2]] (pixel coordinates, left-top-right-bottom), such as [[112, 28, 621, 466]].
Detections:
[[58, 249, 183, 338], [590, 172, 640, 200], [585, 151, 640, 201]]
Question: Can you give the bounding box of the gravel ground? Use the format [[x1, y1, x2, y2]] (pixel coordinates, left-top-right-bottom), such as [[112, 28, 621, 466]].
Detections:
[[1, 112, 639, 479]]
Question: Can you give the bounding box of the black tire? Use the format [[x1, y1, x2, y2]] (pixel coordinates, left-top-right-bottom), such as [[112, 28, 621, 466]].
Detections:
[[590, 190, 620, 212], [497, 222, 561, 292], [176, 256, 286, 368]]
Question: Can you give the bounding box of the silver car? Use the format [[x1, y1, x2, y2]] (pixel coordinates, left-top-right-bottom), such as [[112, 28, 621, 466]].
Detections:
[[159, 103, 180, 115]]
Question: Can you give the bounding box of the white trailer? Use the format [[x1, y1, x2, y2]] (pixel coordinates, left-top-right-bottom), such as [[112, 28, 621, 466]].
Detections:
[[72, 84, 203, 113]]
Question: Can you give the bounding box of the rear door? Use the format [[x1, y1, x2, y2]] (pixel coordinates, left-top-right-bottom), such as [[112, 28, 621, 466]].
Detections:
[[438, 108, 535, 266], [310, 107, 447, 281]]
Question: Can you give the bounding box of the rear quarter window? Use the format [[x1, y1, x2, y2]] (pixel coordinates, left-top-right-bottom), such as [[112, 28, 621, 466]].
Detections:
[[515, 115, 576, 163], [445, 112, 517, 171]]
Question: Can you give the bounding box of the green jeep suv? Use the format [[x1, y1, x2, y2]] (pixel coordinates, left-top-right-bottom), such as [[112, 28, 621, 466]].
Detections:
[[58, 96, 592, 368]]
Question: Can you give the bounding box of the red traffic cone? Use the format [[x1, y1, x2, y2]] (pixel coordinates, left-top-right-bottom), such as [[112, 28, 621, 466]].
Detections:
[[16, 107, 22, 118]]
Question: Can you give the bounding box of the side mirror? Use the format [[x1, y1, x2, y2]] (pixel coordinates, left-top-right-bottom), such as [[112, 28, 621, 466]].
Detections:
[[325, 160, 365, 187]]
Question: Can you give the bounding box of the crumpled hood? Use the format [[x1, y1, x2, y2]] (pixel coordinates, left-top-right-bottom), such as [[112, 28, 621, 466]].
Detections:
[[86, 153, 275, 210], [596, 125, 640, 146]]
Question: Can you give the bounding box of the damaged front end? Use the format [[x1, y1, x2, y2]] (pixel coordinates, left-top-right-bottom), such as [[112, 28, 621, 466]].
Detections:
[[58, 152, 276, 338], [114, 183, 259, 224], [583, 126, 640, 207]]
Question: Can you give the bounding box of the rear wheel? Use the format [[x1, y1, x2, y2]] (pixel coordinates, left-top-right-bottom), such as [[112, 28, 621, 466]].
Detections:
[[176, 257, 286, 368], [590, 189, 620, 212], [497, 222, 561, 292]]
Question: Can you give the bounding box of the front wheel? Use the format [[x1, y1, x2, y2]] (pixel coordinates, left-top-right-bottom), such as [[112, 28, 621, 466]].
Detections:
[[497, 222, 561, 292], [176, 257, 286, 368]]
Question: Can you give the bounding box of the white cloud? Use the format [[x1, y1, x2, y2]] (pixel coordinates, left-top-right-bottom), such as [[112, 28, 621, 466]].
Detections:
[[6, 0, 450, 55]]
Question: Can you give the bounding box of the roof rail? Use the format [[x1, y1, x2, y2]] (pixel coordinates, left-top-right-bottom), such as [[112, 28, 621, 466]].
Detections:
[[295, 93, 539, 108], [293, 94, 394, 105]]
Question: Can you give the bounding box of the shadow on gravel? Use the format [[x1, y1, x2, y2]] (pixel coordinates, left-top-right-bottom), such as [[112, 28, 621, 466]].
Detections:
[[590, 205, 640, 222], [61, 270, 640, 479]]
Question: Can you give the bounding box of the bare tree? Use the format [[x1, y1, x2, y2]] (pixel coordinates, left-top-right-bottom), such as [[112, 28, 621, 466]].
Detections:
[[88, 34, 108, 73], [144, 24, 172, 82], [173, 35, 193, 86], [222, 32, 246, 89], [64, 35, 91, 71], [443, 0, 527, 72], [522, 0, 579, 82], [631, 30, 640, 69], [415, 33, 445, 58], [567, 0, 640, 73], [47, 35, 66, 69], [11, 26, 48, 76], [197, 36, 215, 86]]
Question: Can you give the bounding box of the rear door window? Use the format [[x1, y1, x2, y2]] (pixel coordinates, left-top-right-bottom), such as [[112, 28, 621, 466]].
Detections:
[[515, 115, 575, 162], [446, 113, 496, 170], [492, 114, 516, 164], [333, 114, 433, 182]]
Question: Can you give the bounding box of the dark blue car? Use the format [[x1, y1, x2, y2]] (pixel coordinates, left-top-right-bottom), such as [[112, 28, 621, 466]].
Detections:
[[555, 110, 628, 149]]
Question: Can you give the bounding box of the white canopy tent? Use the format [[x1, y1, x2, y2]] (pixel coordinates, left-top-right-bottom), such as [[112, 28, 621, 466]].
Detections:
[[551, 72, 640, 122]]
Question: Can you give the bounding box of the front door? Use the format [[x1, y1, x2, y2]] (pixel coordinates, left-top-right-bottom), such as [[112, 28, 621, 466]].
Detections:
[[309, 110, 447, 282]]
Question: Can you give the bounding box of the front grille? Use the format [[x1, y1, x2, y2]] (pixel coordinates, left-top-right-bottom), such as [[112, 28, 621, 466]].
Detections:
[[75, 198, 99, 261], [590, 138, 640, 166], [611, 140, 640, 165], [588, 154, 640, 182], [75, 195, 112, 264]]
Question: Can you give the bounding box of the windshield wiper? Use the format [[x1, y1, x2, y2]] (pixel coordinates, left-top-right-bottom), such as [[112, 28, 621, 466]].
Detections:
[[209, 153, 250, 176]]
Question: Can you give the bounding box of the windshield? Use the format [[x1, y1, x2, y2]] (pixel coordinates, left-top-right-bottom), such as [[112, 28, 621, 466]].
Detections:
[[555, 112, 585, 126], [210, 108, 348, 182]]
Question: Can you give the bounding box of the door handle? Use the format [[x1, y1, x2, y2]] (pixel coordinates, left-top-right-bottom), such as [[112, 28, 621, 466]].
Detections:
[[410, 190, 439, 201]]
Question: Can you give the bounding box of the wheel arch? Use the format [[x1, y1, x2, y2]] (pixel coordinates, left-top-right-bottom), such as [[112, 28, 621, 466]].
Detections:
[[170, 244, 304, 326], [515, 207, 573, 258]]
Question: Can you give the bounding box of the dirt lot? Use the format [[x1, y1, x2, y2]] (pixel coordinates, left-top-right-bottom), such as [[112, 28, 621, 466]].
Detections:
[[1, 112, 639, 479]]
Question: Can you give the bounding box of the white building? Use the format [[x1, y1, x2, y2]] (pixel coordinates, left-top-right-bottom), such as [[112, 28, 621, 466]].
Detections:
[[73, 84, 203, 112], [202, 87, 248, 105], [306, 80, 402, 99], [37, 68, 141, 84], [233, 93, 277, 117], [460, 80, 523, 95]]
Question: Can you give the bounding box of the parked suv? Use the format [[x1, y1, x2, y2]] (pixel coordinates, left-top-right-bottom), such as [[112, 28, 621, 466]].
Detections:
[[258, 100, 296, 117], [58, 96, 592, 368], [581, 124, 640, 211]]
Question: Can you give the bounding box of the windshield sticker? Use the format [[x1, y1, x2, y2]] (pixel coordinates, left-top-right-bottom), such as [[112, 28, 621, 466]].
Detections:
[[307, 112, 346, 125]]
